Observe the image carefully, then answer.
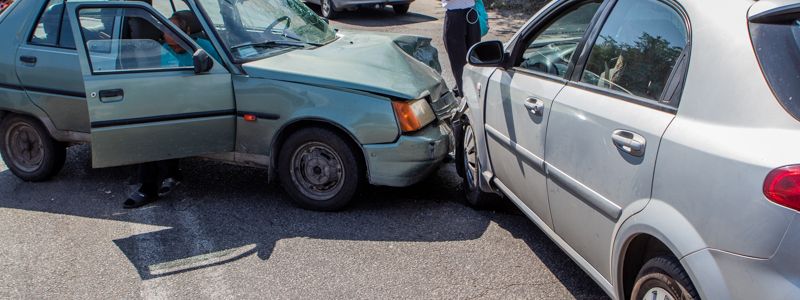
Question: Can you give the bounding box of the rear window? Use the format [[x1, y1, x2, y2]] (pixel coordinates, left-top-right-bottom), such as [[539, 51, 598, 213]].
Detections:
[[750, 17, 800, 121]]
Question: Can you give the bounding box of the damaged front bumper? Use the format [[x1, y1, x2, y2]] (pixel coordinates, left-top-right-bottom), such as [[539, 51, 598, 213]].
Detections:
[[363, 122, 451, 187]]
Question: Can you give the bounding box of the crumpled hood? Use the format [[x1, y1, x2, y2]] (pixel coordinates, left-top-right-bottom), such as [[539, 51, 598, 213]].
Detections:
[[242, 30, 445, 100]]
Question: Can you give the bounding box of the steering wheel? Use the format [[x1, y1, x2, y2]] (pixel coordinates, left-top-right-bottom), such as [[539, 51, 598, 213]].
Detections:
[[527, 52, 560, 76], [264, 16, 291, 35]]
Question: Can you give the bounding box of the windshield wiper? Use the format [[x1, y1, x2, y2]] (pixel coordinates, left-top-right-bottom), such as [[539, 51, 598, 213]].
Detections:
[[282, 32, 321, 46], [230, 40, 308, 51]]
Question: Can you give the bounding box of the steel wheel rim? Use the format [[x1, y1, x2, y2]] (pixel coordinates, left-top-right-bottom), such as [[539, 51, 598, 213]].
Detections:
[[463, 125, 479, 189], [322, 0, 331, 16], [4, 122, 44, 173], [643, 287, 673, 300], [290, 141, 345, 201]]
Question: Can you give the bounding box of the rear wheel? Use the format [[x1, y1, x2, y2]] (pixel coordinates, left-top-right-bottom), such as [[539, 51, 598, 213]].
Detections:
[[631, 256, 699, 300], [278, 127, 361, 211], [393, 4, 410, 15], [0, 115, 66, 181], [321, 0, 339, 19], [458, 119, 498, 208]]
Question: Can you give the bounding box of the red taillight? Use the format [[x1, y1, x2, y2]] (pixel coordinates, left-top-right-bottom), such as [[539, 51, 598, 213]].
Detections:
[[764, 165, 800, 212]]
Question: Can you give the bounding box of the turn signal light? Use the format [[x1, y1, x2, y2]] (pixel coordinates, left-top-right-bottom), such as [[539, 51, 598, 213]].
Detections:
[[243, 114, 257, 122], [392, 99, 436, 133], [764, 165, 800, 212]]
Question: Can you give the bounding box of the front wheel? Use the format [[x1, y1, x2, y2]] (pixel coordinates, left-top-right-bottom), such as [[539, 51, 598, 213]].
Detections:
[[393, 4, 410, 15], [0, 115, 66, 181], [631, 256, 699, 300], [457, 119, 498, 208], [278, 127, 362, 211]]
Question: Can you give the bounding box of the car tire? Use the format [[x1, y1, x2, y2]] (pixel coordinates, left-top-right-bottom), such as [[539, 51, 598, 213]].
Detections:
[[0, 115, 66, 182], [321, 0, 339, 19], [278, 127, 361, 211], [393, 4, 410, 15], [631, 256, 699, 300], [457, 118, 499, 208]]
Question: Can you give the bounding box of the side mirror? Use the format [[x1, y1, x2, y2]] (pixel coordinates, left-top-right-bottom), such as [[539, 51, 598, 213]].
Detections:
[[468, 40, 508, 68], [193, 49, 213, 74]]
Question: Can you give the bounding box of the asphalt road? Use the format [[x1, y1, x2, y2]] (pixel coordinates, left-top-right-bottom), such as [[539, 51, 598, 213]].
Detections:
[[0, 1, 608, 299]]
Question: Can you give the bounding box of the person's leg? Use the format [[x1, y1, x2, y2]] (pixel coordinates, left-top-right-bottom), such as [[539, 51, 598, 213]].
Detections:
[[466, 9, 482, 50], [124, 162, 159, 208], [164, 159, 182, 181], [159, 159, 182, 196], [443, 9, 469, 96], [138, 161, 160, 196]]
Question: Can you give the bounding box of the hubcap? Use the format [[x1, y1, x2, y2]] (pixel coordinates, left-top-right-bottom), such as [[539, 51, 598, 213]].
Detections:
[[643, 287, 673, 300], [290, 141, 345, 201], [322, 0, 331, 16], [4, 122, 44, 173], [462, 125, 479, 189]]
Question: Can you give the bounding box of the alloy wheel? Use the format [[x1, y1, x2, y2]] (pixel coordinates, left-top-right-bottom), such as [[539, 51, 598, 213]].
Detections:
[[321, 0, 332, 17], [462, 124, 479, 190]]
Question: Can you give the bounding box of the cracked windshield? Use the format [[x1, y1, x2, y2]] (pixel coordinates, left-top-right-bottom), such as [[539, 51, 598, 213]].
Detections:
[[197, 0, 337, 61]]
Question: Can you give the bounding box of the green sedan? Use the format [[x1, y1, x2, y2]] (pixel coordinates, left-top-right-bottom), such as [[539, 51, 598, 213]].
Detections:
[[0, 0, 457, 210]]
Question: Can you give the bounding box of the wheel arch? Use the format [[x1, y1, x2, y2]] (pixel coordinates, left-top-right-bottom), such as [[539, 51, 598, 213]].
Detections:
[[268, 117, 368, 183], [613, 199, 707, 299]]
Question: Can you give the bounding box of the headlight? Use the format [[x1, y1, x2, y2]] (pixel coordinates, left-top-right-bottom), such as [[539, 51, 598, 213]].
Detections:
[[392, 99, 436, 133]]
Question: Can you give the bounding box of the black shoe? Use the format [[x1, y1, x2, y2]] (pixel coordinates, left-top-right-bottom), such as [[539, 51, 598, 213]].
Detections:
[[123, 191, 157, 209], [158, 178, 181, 197]]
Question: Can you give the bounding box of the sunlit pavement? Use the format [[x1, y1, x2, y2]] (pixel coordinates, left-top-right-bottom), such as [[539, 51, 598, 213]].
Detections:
[[0, 1, 607, 298]]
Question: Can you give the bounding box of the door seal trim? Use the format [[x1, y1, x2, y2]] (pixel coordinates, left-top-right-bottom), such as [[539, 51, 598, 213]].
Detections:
[[90, 109, 235, 129], [484, 124, 545, 173], [546, 162, 622, 220]]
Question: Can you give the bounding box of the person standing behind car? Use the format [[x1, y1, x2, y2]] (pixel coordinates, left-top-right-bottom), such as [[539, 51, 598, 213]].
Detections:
[[442, 0, 481, 97]]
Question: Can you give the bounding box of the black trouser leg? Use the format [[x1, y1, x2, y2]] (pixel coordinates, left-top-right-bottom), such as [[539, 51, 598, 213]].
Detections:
[[444, 8, 482, 95], [138, 161, 160, 196], [161, 159, 182, 181]]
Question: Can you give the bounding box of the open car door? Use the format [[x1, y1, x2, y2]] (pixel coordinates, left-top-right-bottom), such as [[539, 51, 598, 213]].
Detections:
[[66, 1, 235, 168]]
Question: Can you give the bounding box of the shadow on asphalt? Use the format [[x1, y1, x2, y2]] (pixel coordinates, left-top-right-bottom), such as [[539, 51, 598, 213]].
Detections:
[[0, 145, 606, 298], [307, 4, 438, 27]]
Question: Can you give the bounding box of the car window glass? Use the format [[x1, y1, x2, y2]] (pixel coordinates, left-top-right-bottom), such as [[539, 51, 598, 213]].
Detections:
[[78, 7, 195, 73], [0, 0, 14, 14], [151, 0, 190, 17], [173, 0, 190, 12], [518, 1, 601, 78], [580, 0, 687, 101], [31, 0, 66, 47]]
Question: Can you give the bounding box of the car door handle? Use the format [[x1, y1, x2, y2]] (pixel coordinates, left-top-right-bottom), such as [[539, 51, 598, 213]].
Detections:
[[611, 130, 646, 157], [98, 89, 124, 103], [524, 97, 545, 116], [19, 56, 37, 65]]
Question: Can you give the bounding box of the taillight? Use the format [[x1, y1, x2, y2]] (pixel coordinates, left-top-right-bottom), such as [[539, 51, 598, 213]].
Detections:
[[764, 165, 800, 212]]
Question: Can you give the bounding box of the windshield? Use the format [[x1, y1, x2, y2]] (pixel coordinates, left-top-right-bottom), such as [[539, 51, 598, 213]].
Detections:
[[196, 0, 337, 61]]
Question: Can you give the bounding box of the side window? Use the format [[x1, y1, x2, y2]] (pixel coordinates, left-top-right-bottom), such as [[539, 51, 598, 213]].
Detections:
[[152, 0, 191, 18], [580, 0, 688, 101], [78, 7, 195, 73], [0, 0, 14, 14], [517, 1, 602, 78], [30, 0, 74, 48]]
